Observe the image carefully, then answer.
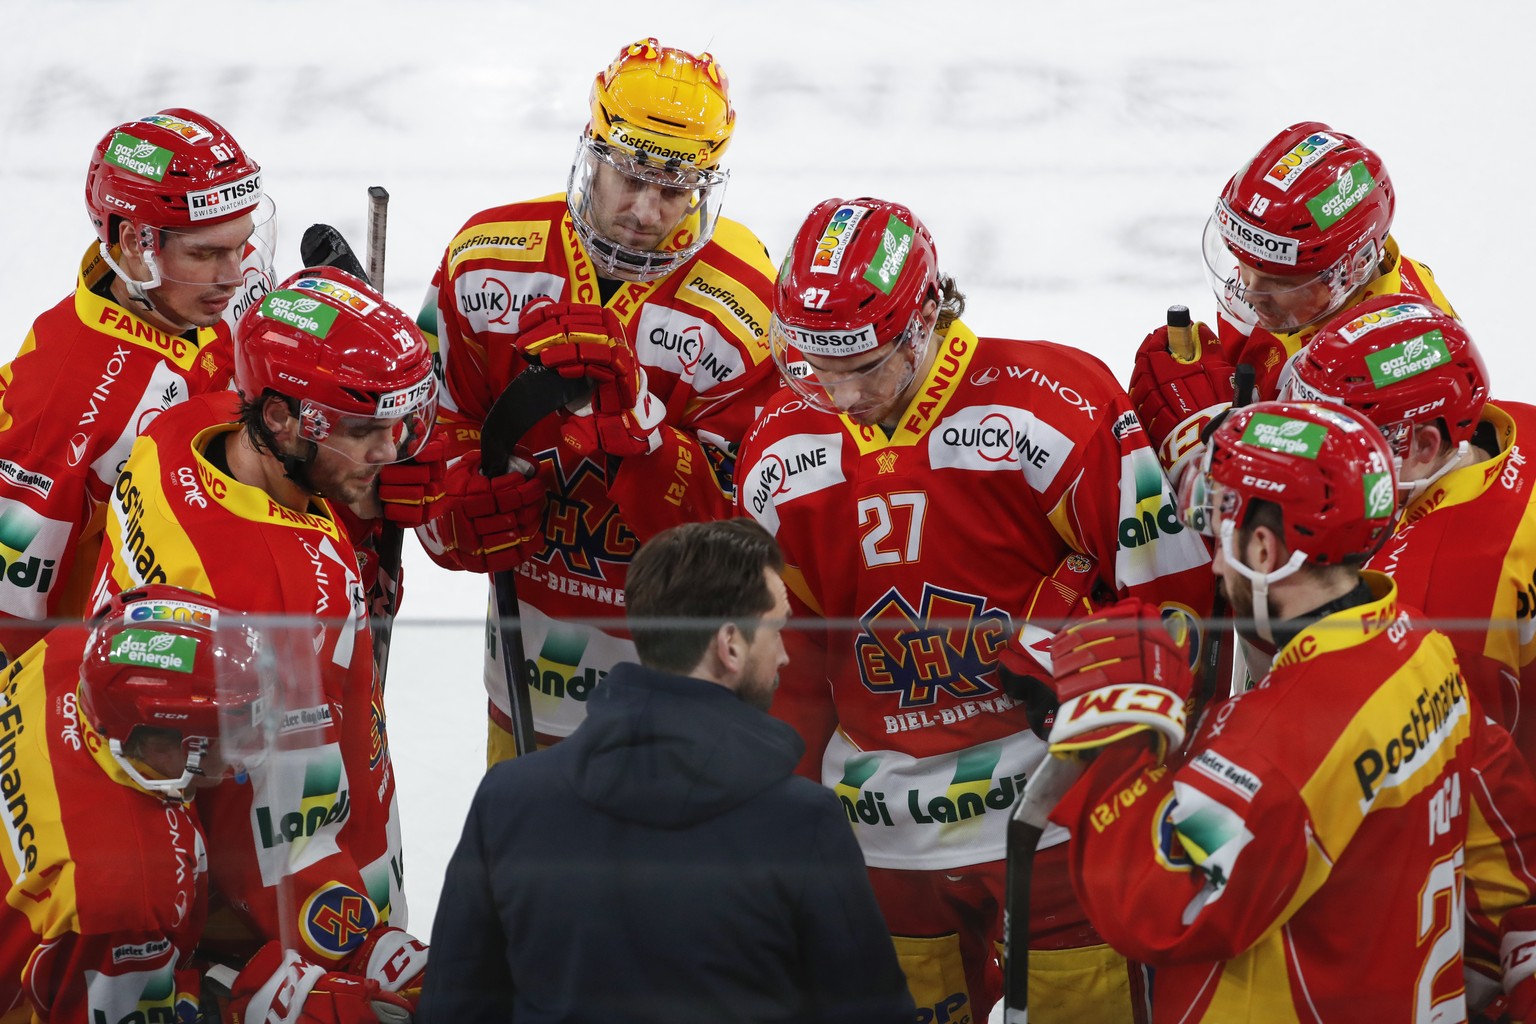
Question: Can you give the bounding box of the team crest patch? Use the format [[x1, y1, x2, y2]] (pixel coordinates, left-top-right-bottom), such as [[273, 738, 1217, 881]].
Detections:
[[300, 882, 379, 958], [1152, 792, 1194, 872]]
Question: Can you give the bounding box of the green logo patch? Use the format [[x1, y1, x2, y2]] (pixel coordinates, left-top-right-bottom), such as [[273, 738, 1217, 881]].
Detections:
[[1365, 330, 1450, 386], [260, 291, 338, 338], [1241, 412, 1327, 459], [863, 216, 915, 295], [109, 629, 198, 673], [104, 132, 174, 182], [1363, 471, 1395, 520], [1306, 160, 1376, 230]]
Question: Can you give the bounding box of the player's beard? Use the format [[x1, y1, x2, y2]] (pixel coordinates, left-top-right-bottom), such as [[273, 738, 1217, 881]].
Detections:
[[1220, 574, 1259, 644], [307, 450, 381, 507]]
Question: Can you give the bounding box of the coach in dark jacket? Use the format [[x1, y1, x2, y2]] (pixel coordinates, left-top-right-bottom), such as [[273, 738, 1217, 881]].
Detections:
[[418, 519, 914, 1024]]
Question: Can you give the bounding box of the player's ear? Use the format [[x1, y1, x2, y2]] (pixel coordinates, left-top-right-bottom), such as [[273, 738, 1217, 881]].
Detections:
[[260, 394, 297, 441]]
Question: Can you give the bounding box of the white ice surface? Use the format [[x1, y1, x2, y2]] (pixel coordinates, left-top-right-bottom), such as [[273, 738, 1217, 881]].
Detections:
[[1, 0, 1529, 937]]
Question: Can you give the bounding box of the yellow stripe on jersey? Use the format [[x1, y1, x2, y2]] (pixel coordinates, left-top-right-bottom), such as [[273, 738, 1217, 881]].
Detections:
[[1301, 632, 1468, 843], [1399, 406, 1514, 526], [445, 220, 553, 272], [1269, 573, 1399, 672], [847, 322, 982, 455], [1202, 927, 1309, 1023], [186, 425, 343, 539], [675, 264, 771, 360], [780, 563, 824, 616], [1, 643, 75, 938], [73, 280, 211, 375], [107, 438, 213, 595]]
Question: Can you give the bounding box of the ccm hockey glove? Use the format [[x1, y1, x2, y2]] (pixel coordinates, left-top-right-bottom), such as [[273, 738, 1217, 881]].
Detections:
[[347, 926, 429, 1007], [220, 940, 412, 1024], [420, 450, 546, 573], [377, 433, 449, 527], [1128, 322, 1234, 487], [515, 297, 663, 457], [1045, 598, 1192, 760]]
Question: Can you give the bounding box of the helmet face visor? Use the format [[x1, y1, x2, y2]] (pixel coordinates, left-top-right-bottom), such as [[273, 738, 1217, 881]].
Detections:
[[768, 309, 931, 420], [298, 376, 438, 466], [1201, 208, 1373, 333], [567, 135, 728, 282], [138, 194, 278, 289]]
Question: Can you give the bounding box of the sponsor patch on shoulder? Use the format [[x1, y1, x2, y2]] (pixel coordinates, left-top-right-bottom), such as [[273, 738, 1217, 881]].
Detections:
[[1189, 748, 1262, 801], [300, 882, 379, 959]]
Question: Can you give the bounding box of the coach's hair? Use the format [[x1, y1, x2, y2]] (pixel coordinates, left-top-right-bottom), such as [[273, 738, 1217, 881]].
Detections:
[[625, 518, 785, 674]]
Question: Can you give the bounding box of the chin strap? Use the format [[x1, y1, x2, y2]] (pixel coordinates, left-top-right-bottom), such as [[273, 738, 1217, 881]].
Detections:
[[1397, 439, 1471, 509], [1218, 519, 1308, 644], [99, 237, 165, 314], [107, 735, 205, 803]]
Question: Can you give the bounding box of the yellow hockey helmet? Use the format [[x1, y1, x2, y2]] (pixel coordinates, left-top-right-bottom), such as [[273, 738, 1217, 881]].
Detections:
[[588, 37, 735, 171]]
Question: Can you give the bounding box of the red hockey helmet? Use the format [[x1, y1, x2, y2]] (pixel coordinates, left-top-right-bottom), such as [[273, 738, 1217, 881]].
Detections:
[[1284, 294, 1487, 459], [86, 108, 275, 296], [1202, 122, 1395, 332], [234, 267, 438, 464], [1189, 401, 1397, 567], [79, 586, 272, 797], [769, 197, 942, 419], [568, 38, 735, 281]]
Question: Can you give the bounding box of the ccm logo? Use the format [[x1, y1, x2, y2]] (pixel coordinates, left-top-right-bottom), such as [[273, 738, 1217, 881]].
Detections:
[[1065, 685, 1179, 722]]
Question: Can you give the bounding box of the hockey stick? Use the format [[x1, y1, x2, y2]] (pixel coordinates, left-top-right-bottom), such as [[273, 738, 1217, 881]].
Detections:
[[480, 365, 592, 756]]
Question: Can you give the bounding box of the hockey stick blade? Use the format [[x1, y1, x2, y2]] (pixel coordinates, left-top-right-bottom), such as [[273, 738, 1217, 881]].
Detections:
[[480, 365, 592, 475], [299, 223, 370, 284]]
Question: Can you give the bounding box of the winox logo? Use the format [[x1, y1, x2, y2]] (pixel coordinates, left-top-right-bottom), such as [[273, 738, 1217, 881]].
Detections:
[[855, 583, 1010, 708]]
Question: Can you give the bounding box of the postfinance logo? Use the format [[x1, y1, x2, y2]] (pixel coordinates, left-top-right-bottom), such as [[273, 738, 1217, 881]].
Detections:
[[855, 584, 1010, 708]]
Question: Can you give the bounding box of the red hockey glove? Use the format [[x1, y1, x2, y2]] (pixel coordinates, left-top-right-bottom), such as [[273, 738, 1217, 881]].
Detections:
[[1502, 905, 1536, 1022], [420, 450, 545, 573], [1045, 598, 1192, 760], [347, 927, 428, 1006], [1128, 322, 1235, 486], [997, 553, 1104, 739], [516, 297, 663, 457], [223, 941, 413, 1024], [377, 432, 449, 527]]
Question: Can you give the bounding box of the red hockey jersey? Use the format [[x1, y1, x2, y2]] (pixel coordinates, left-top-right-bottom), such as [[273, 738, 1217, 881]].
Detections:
[[1217, 239, 1455, 399], [1370, 401, 1536, 767], [1054, 575, 1536, 1021], [418, 194, 780, 738], [0, 631, 208, 1023], [735, 322, 1213, 869], [0, 246, 234, 663], [89, 392, 403, 966]]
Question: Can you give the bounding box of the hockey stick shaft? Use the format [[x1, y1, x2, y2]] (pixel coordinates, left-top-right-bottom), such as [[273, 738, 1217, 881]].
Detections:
[[362, 186, 404, 690], [481, 366, 593, 756], [1002, 816, 1042, 1021]]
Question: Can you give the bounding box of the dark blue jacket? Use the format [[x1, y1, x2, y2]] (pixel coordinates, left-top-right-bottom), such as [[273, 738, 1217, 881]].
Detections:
[[418, 661, 915, 1023]]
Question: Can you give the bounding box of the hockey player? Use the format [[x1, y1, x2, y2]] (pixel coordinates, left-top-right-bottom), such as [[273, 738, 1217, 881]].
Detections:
[[735, 196, 1215, 1023], [88, 267, 433, 1006], [1022, 401, 1536, 1022], [1279, 294, 1536, 767], [1130, 121, 1458, 488], [413, 36, 781, 761], [0, 109, 275, 666]]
